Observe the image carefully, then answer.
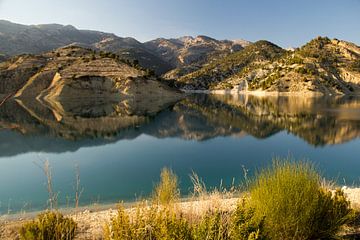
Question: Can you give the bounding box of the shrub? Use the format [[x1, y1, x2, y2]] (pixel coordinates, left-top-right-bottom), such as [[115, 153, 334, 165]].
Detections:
[[105, 204, 192, 240], [153, 167, 180, 204], [193, 209, 229, 240], [250, 159, 353, 240], [19, 211, 77, 240], [230, 198, 266, 240]]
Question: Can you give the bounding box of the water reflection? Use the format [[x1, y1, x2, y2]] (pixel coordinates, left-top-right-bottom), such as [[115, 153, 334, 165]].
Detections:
[[2, 94, 360, 213], [1, 94, 360, 157]]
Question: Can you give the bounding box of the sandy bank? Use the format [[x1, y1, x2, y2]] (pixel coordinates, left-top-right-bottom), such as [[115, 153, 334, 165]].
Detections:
[[1, 187, 360, 239], [182, 89, 325, 97]]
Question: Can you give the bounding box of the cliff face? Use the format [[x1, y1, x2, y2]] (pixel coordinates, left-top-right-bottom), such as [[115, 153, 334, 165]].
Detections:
[[175, 37, 360, 95], [0, 46, 182, 103]]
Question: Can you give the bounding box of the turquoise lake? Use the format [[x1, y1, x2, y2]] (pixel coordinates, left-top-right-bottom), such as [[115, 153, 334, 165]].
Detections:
[[1, 94, 360, 214]]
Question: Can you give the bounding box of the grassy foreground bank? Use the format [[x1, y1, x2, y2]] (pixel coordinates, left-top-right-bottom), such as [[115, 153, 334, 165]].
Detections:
[[2, 160, 360, 240]]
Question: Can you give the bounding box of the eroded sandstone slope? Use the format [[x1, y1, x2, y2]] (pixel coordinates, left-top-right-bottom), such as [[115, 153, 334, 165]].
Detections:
[[0, 46, 182, 102]]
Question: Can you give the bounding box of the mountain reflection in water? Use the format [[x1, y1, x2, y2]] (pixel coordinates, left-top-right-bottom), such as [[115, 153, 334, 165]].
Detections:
[[2, 93, 360, 214], [1, 94, 360, 157]]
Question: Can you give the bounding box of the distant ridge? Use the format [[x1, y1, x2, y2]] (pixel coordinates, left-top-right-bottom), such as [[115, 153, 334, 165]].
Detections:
[[0, 20, 250, 75]]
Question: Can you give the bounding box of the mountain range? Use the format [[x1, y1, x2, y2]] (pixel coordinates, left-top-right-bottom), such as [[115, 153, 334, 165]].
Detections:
[[1, 20, 360, 97], [0, 20, 249, 75]]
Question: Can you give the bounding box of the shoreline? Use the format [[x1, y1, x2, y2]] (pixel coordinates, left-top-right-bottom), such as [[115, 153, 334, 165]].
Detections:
[[181, 89, 360, 97], [1, 187, 360, 239], [1, 187, 360, 222]]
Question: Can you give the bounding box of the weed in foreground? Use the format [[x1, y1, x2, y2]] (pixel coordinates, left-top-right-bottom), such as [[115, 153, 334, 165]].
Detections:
[[105, 203, 192, 240], [19, 211, 77, 240], [153, 167, 180, 205]]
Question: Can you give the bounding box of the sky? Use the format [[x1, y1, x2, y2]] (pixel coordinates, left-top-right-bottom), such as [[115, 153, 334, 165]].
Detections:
[[0, 0, 359, 48]]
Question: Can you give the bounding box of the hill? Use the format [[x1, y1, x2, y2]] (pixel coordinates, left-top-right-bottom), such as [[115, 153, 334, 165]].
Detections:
[[174, 37, 360, 95], [145, 36, 250, 78], [0, 20, 250, 76], [0, 46, 182, 102]]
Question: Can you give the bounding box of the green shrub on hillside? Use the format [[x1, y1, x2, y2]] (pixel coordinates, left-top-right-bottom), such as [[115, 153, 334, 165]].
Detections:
[[250, 160, 353, 240], [19, 211, 77, 240]]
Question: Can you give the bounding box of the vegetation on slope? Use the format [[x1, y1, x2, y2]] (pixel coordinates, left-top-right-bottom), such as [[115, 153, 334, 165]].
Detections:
[[176, 40, 284, 90], [175, 37, 360, 95]]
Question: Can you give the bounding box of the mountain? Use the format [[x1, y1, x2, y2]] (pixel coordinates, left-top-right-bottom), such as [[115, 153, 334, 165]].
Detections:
[[0, 45, 182, 103], [175, 40, 284, 89], [93, 37, 173, 75], [0, 20, 114, 55], [3, 20, 360, 96], [0, 20, 174, 75], [144, 35, 251, 78], [175, 37, 360, 95], [0, 20, 250, 76]]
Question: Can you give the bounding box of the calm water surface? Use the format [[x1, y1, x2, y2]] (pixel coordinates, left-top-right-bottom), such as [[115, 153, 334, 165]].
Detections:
[[1, 94, 360, 214]]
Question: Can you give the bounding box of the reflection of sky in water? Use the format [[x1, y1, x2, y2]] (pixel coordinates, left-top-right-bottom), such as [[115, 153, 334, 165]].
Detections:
[[1, 94, 360, 213]]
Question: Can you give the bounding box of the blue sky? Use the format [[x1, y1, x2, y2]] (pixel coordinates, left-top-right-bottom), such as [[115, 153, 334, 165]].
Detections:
[[0, 0, 359, 47]]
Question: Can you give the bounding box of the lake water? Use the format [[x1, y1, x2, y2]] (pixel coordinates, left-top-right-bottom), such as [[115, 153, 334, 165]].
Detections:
[[1, 94, 360, 214]]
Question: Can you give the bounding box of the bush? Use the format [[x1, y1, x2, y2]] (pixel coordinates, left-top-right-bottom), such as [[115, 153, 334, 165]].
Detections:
[[193, 209, 229, 240], [153, 167, 180, 204], [230, 198, 266, 240], [250, 159, 353, 240], [105, 204, 192, 240], [19, 211, 77, 240], [106, 202, 264, 240]]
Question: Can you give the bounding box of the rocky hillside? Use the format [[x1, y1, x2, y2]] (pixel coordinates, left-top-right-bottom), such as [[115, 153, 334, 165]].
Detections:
[[0, 20, 114, 55], [175, 40, 285, 89], [144, 36, 250, 67], [0, 20, 173, 75], [0, 20, 250, 76], [145, 36, 250, 78], [175, 37, 360, 95], [0, 46, 182, 103], [93, 37, 173, 75]]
